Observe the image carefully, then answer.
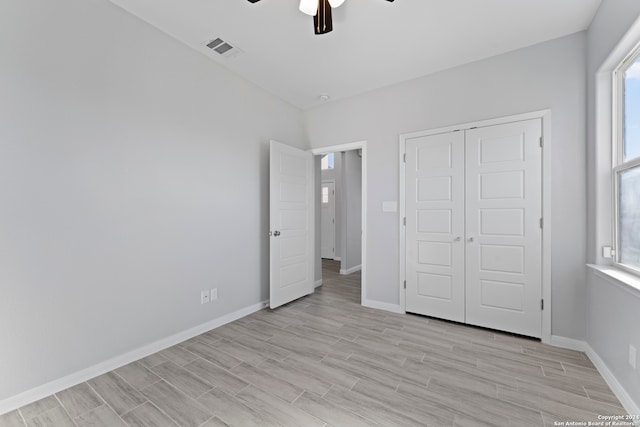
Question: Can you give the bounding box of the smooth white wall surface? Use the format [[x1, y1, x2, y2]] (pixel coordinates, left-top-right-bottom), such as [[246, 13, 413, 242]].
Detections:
[[343, 151, 362, 272], [586, 0, 640, 410], [0, 0, 306, 402], [587, 271, 640, 408], [305, 33, 587, 339]]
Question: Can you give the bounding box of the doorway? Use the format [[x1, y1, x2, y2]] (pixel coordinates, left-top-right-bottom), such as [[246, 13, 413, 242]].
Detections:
[[311, 142, 367, 305]]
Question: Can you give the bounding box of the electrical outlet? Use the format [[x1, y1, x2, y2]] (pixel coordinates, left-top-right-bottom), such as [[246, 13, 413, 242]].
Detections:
[[210, 288, 218, 301], [629, 344, 637, 369], [201, 290, 210, 304]]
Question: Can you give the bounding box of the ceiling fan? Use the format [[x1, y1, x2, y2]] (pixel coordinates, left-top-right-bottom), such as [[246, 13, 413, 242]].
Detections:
[[247, 0, 395, 35]]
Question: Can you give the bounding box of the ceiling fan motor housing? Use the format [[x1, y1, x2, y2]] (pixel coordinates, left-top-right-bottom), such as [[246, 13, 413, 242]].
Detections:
[[247, 0, 395, 35]]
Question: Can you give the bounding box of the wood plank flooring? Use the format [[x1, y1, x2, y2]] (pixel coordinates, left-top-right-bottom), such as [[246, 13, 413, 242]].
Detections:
[[0, 260, 627, 426]]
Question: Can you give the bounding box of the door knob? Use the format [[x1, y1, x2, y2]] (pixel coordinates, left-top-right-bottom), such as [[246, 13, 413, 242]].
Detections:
[[453, 236, 461, 242], [273, 230, 281, 236], [468, 237, 474, 242]]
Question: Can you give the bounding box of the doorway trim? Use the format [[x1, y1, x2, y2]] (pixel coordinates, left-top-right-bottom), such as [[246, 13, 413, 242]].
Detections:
[[399, 110, 552, 344], [311, 141, 367, 307]]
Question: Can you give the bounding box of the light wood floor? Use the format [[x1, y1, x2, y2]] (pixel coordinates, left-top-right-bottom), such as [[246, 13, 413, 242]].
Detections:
[[0, 260, 626, 426]]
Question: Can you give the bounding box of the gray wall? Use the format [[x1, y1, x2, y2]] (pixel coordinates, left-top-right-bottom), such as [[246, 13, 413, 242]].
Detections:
[[314, 156, 322, 283], [586, 0, 640, 410], [343, 151, 362, 272], [305, 32, 587, 339], [0, 0, 306, 401]]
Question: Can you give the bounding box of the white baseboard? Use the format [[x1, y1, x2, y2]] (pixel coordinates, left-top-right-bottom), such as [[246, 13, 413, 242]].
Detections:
[[585, 343, 640, 421], [362, 298, 404, 314], [550, 335, 587, 352], [314, 279, 323, 288], [340, 264, 361, 275], [0, 300, 268, 415], [550, 336, 640, 420], [333, 257, 341, 261]]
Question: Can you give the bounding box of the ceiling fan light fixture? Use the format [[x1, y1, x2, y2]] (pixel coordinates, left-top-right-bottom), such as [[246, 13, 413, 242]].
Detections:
[[328, 0, 345, 7], [299, 0, 318, 16]]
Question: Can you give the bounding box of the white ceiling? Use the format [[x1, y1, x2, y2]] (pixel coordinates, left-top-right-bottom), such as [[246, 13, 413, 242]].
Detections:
[[109, 0, 601, 109]]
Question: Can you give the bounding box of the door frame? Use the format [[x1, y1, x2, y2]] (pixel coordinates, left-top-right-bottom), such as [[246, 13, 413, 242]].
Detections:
[[311, 141, 368, 307], [399, 110, 552, 344], [320, 179, 337, 260]]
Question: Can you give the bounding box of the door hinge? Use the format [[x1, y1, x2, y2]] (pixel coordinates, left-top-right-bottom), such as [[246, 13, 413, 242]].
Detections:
[[404, 280, 406, 289], [541, 299, 544, 310], [403, 217, 406, 226], [403, 153, 406, 163], [539, 136, 544, 148], [540, 218, 543, 229]]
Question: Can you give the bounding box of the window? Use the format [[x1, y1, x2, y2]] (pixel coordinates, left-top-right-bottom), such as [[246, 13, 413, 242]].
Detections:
[[614, 51, 640, 274], [322, 186, 329, 204], [320, 153, 334, 170]]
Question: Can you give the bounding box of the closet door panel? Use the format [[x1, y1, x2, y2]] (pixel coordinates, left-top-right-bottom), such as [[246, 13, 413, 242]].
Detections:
[[405, 132, 465, 322], [465, 119, 542, 338]]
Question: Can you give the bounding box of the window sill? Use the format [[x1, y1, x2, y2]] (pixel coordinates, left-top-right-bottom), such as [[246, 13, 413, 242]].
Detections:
[[587, 264, 640, 298]]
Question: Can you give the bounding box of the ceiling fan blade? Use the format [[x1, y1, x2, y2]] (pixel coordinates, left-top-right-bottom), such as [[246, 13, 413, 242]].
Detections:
[[313, 0, 333, 34]]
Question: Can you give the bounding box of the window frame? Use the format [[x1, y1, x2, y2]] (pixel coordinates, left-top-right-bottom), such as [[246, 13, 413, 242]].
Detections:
[[612, 46, 640, 276]]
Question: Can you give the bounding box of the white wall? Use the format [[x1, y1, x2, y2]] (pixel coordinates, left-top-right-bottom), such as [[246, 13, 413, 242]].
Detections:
[[305, 32, 587, 339], [586, 0, 640, 411], [0, 0, 306, 403]]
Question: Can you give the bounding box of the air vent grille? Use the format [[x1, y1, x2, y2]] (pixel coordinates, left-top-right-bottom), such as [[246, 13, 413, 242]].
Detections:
[[206, 38, 224, 50], [204, 37, 242, 59]]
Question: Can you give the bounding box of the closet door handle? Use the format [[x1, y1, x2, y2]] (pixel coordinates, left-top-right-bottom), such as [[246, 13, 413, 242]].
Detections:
[[453, 236, 461, 242], [467, 237, 474, 243]]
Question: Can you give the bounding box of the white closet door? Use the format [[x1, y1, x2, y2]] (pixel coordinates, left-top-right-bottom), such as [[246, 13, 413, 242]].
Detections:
[[405, 131, 465, 322], [464, 119, 542, 337]]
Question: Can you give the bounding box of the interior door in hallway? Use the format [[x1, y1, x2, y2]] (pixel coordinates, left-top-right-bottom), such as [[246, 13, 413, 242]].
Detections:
[[269, 140, 314, 309], [405, 131, 466, 322], [321, 180, 336, 259]]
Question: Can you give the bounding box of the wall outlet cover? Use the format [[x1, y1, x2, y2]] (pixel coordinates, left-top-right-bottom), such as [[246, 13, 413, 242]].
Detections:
[[201, 290, 210, 304], [210, 288, 218, 301]]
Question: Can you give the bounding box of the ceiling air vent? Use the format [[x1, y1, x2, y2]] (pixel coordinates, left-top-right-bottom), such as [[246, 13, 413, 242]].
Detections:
[[204, 37, 242, 59]]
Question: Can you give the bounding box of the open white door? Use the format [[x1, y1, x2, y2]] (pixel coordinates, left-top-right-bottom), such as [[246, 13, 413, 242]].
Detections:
[[270, 140, 314, 309]]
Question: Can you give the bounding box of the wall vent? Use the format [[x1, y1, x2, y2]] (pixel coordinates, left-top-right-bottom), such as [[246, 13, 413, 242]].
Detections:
[[203, 37, 242, 59]]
